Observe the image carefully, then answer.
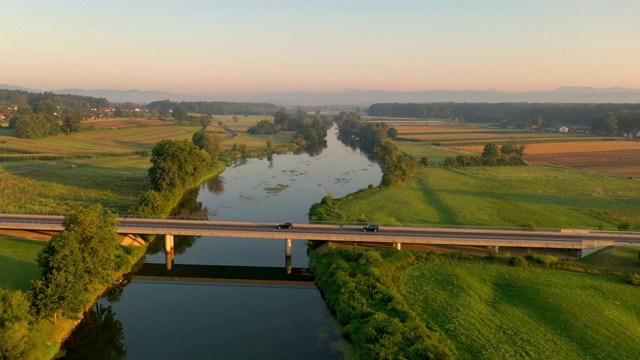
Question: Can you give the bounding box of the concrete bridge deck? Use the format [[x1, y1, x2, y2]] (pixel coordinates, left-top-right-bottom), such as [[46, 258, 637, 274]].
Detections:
[[1, 214, 638, 257]]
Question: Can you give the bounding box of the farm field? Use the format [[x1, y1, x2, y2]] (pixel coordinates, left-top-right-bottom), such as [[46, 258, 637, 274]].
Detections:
[[324, 166, 640, 230], [454, 141, 640, 179], [0, 157, 151, 213], [391, 120, 640, 178], [0, 125, 201, 162], [0, 122, 202, 211], [80, 118, 168, 129]]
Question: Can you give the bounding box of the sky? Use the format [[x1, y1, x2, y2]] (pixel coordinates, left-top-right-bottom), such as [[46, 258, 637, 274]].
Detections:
[[2, 0, 640, 94]]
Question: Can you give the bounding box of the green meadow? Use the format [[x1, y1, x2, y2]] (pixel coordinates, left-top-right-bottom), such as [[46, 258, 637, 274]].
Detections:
[[312, 246, 640, 360], [0, 238, 46, 291], [327, 165, 640, 230], [400, 257, 640, 360]]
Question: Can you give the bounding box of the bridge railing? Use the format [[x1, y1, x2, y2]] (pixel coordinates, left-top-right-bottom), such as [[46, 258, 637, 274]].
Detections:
[[2, 209, 638, 236]]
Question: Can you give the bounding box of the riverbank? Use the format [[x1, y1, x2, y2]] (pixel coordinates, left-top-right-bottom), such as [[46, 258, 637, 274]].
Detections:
[[0, 160, 229, 359], [311, 244, 640, 359]]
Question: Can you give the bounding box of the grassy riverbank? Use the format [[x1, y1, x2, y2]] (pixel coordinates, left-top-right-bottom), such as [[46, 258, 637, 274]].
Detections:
[[0, 122, 251, 358], [312, 246, 640, 359], [312, 165, 640, 230], [0, 235, 147, 359]]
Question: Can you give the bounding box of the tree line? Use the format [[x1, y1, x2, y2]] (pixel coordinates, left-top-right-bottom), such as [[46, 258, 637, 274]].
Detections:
[[272, 109, 334, 151], [146, 100, 280, 115], [8, 100, 85, 139], [334, 111, 418, 187], [444, 143, 526, 167], [0, 89, 109, 110], [367, 102, 640, 131]]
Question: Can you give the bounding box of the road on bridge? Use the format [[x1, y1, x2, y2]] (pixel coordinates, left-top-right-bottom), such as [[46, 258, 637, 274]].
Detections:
[[1, 214, 639, 252]]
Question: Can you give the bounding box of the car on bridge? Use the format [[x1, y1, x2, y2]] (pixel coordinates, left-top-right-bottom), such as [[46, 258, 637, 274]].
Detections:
[[362, 224, 380, 232], [278, 222, 293, 229]]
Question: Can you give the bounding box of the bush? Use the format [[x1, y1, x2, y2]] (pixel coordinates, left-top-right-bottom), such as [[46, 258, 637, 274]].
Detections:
[[486, 246, 498, 258], [519, 221, 536, 231], [627, 273, 640, 286], [512, 256, 529, 267], [448, 251, 474, 261], [618, 221, 631, 231]]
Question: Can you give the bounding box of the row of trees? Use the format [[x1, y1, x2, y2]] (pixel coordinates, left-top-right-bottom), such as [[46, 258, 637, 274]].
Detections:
[[375, 141, 418, 187], [333, 112, 415, 187], [8, 103, 84, 139], [273, 109, 334, 151], [0, 89, 110, 109], [367, 102, 640, 130], [130, 124, 221, 215], [444, 143, 526, 167], [146, 100, 280, 115], [335, 111, 397, 151], [368, 103, 452, 118], [590, 113, 640, 135], [247, 119, 277, 134]]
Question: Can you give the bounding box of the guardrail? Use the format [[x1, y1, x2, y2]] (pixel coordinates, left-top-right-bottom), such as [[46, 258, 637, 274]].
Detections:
[[1, 211, 639, 236]]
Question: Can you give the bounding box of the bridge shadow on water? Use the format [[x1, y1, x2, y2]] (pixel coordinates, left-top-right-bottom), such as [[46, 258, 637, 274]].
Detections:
[[133, 262, 315, 286]]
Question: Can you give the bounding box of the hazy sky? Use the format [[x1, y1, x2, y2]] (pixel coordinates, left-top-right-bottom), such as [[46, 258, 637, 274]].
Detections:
[[2, 0, 639, 94]]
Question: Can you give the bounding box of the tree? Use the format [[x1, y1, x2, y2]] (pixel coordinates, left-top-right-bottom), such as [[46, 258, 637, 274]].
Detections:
[[0, 289, 33, 359], [274, 109, 294, 130], [192, 130, 223, 160], [247, 119, 277, 134], [500, 143, 514, 158], [513, 143, 526, 160], [375, 140, 401, 171], [129, 189, 166, 215], [148, 139, 210, 191], [61, 108, 84, 134], [32, 205, 122, 323], [387, 127, 398, 139], [11, 113, 60, 139], [32, 99, 58, 115], [199, 114, 213, 128], [481, 143, 500, 164], [603, 115, 619, 135], [171, 107, 189, 122]]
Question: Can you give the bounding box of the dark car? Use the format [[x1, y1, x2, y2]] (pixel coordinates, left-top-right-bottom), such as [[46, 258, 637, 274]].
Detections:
[[278, 222, 293, 229], [362, 224, 379, 232]]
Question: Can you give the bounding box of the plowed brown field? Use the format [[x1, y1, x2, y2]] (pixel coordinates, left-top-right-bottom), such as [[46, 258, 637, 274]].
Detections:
[[452, 141, 640, 178]]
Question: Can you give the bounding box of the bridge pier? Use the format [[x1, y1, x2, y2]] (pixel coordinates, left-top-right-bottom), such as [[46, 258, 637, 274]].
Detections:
[[488, 245, 499, 255], [164, 234, 174, 253], [285, 256, 292, 275], [393, 242, 402, 251], [165, 250, 174, 271], [285, 239, 292, 257]]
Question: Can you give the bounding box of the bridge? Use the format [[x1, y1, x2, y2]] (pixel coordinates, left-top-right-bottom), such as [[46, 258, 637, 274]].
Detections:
[[133, 263, 315, 286], [1, 214, 639, 260]]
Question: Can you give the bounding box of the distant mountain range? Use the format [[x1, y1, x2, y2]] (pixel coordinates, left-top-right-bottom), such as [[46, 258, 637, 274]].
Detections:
[[2, 84, 640, 106]]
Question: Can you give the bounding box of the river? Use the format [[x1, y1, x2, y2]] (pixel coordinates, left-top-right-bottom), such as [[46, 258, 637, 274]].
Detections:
[[62, 125, 381, 359]]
